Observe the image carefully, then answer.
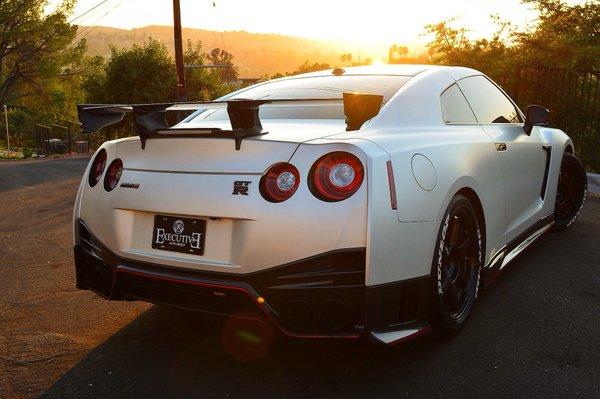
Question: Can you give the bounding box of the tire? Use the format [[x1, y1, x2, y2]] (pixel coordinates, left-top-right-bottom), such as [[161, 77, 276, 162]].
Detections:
[[551, 153, 587, 232], [428, 195, 483, 336]]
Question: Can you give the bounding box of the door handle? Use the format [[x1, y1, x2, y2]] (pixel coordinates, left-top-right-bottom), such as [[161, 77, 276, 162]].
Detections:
[[495, 143, 507, 152]]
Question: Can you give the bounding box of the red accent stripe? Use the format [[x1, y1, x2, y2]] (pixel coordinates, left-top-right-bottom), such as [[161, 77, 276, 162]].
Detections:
[[118, 267, 251, 294], [386, 160, 397, 210]]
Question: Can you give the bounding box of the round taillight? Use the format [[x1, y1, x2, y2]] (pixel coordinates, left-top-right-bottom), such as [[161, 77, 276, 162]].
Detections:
[[103, 159, 123, 191], [309, 152, 364, 202], [260, 163, 300, 202], [88, 149, 107, 187]]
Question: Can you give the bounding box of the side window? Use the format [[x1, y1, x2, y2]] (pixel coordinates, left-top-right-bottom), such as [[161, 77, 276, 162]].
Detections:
[[441, 84, 477, 124], [458, 76, 523, 124]]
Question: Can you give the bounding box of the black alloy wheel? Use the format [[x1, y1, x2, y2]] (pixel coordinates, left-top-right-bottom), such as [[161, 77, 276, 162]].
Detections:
[[429, 195, 483, 336], [552, 153, 587, 232]]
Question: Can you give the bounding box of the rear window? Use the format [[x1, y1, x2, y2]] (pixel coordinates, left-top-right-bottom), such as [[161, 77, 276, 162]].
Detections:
[[441, 84, 477, 124], [187, 75, 410, 121]]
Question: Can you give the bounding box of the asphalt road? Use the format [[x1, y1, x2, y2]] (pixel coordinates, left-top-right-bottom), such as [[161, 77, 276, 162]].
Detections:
[[1, 157, 599, 399]]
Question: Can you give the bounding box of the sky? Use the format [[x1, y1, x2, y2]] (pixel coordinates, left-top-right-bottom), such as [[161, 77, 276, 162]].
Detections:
[[53, 0, 586, 52]]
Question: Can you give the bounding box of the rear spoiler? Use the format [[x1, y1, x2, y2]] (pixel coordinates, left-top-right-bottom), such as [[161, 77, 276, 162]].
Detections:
[[76, 93, 383, 150]]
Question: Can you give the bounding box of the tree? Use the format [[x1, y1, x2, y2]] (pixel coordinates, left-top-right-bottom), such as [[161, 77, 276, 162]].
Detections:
[[0, 107, 32, 148], [291, 61, 331, 75], [514, 0, 600, 70], [184, 41, 232, 100], [340, 53, 352, 66], [206, 48, 239, 82], [0, 0, 86, 104], [388, 45, 408, 64], [424, 1, 599, 72], [269, 72, 286, 79], [83, 39, 177, 104], [81, 39, 177, 141], [424, 16, 514, 78]]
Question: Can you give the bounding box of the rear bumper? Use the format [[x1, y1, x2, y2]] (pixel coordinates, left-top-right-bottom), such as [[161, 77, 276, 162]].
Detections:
[[75, 219, 430, 342]]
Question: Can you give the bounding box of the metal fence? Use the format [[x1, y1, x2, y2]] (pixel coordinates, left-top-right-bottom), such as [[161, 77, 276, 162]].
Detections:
[[30, 122, 91, 156], [496, 67, 600, 172]]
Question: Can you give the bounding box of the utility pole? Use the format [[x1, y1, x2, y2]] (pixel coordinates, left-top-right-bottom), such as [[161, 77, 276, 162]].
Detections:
[[173, 0, 186, 102], [3, 104, 9, 156]]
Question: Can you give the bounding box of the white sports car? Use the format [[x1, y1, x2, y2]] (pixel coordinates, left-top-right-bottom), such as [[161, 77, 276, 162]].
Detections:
[[74, 65, 587, 345]]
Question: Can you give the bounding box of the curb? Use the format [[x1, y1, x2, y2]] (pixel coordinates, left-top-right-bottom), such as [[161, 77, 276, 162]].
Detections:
[[588, 173, 600, 194]]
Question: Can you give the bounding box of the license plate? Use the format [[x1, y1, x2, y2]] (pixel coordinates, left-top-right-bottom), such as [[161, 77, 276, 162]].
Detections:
[[152, 215, 206, 255]]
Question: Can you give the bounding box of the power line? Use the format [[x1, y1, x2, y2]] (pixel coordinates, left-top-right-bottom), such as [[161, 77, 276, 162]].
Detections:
[[209, 1, 228, 52], [69, 0, 112, 24], [73, 0, 127, 43]]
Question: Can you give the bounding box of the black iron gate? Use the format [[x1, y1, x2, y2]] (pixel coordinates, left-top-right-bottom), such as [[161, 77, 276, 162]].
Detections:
[[496, 67, 600, 172]]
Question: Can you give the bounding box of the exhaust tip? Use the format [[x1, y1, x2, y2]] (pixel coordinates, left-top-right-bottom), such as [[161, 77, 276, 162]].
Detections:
[[316, 298, 354, 332], [281, 299, 313, 331]]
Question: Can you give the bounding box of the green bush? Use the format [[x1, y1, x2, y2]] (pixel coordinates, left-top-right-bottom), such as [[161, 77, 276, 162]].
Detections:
[[22, 147, 32, 158]]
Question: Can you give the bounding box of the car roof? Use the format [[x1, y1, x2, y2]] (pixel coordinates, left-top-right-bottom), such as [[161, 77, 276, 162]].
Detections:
[[294, 64, 479, 78]]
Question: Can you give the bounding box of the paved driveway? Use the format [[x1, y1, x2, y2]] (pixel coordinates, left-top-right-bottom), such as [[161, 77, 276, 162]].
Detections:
[[0, 157, 598, 398]]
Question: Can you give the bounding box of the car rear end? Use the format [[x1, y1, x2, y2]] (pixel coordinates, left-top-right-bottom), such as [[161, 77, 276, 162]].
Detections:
[[73, 70, 418, 340], [73, 126, 371, 338]]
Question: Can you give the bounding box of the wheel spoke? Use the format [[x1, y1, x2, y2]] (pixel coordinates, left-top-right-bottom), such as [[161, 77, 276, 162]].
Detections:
[[438, 204, 482, 322], [447, 283, 460, 312], [455, 233, 471, 256], [456, 258, 469, 285], [447, 218, 461, 247]]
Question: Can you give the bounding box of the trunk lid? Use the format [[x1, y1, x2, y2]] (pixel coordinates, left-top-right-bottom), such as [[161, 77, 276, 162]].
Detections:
[[116, 120, 345, 173]]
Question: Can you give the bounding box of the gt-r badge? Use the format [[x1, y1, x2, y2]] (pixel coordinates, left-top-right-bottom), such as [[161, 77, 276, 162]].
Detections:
[[120, 182, 139, 188], [232, 181, 251, 195]]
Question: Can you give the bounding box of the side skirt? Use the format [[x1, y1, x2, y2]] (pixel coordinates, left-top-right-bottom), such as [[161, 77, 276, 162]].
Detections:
[[484, 213, 554, 287], [364, 276, 432, 345]]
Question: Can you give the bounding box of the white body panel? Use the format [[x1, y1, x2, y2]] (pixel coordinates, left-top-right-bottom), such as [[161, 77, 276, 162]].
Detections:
[[74, 65, 573, 287]]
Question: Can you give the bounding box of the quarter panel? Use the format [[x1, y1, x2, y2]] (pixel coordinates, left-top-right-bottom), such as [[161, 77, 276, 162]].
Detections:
[[364, 126, 507, 267]]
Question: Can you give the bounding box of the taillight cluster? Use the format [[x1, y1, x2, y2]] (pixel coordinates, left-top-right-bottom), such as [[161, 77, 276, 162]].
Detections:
[[308, 152, 364, 202], [259, 163, 300, 202], [104, 159, 123, 191], [88, 149, 107, 187], [260, 151, 364, 203], [88, 149, 123, 191]]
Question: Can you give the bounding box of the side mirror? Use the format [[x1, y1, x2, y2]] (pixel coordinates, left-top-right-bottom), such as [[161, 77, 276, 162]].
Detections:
[[524, 105, 549, 135]]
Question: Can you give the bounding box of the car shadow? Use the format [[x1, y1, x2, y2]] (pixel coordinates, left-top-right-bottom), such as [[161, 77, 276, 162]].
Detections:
[[40, 304, 454, 399]]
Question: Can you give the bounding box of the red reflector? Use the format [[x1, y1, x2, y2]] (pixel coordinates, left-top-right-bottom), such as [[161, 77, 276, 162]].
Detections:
[[386, 160, 397, 210]]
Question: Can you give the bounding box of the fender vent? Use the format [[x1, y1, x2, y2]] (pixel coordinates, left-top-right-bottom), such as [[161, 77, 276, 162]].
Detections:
[[540, 145, 552, 200]]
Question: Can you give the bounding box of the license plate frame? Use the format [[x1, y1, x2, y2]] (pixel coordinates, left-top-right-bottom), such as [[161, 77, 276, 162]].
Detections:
[[151, 215, 206, 255]]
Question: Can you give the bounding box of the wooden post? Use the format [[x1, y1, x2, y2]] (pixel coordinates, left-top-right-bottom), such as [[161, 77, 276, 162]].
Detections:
[[3, 104, 9, 156], [173, 0, 186, 102]]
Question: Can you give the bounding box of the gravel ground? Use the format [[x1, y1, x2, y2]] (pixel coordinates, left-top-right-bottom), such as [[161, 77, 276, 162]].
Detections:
[[0, 157, 599, 399]]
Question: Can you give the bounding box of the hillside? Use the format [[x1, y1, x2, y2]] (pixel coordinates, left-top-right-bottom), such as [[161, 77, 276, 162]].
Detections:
[[79, 26, 368, 78]]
